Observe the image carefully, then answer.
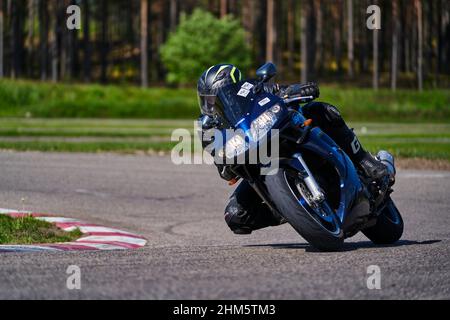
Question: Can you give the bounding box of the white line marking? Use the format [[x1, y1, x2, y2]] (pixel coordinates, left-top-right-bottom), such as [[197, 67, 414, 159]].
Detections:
[[398, 173, 450, 179], [61, 226, 136, 235], [0, 209, 31, 214], [36, 217, 82, 223], [78, 235, 147, 246], [0, 246, 62, 252], [63, 242, 128, 250]]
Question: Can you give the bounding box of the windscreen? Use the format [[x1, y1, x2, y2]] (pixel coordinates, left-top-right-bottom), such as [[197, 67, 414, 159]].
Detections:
[[215, 80, 259, 127]]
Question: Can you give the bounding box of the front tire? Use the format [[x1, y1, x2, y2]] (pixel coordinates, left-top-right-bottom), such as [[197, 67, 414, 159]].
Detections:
[[362, 198, 404, 244], [265, 169, 345, 251]]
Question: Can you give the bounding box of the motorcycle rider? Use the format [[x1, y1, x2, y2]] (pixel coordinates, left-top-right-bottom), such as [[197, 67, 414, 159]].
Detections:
[[198, 63, 388, 235]]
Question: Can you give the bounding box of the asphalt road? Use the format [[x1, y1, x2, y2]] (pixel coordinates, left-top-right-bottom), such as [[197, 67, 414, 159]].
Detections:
[[0, 151, 449, 300]]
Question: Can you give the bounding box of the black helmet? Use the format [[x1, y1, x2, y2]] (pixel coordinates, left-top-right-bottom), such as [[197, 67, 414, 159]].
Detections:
[[197, 64, 242, 116]]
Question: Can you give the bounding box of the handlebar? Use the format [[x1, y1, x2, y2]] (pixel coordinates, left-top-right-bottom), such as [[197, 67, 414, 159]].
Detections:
[[283, 95, 315, 105]]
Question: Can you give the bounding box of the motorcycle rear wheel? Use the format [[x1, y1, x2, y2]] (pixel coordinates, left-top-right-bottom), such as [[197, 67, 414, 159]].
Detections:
[[362, 198, 404, 245]]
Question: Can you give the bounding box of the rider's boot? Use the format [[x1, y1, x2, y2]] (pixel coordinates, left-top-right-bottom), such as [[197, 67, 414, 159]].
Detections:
[[335, 127, 388, 180], [358, 152, 389, 180]]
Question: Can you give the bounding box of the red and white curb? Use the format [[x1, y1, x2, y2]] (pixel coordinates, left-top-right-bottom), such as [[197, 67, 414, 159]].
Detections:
[[0, 209, 147, 253]]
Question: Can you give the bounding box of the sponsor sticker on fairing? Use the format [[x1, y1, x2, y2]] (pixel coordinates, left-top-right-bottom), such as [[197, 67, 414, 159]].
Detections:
[[237, 82, 254, 97], [258, 97, 271, 106], [237, 88, 250, 97], [241, 82, 254, 90]]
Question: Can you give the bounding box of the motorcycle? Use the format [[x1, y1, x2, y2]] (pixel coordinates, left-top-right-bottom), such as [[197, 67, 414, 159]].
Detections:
[[210, 62, 403, 251]]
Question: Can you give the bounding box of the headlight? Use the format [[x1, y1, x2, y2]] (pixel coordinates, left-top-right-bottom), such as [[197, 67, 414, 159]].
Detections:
[[217, 104, 281, 159], [218, 134, 248, 159], [249, 104, 281, 141]]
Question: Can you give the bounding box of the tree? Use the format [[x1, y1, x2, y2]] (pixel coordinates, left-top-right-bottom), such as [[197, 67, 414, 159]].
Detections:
[[50, 0, 58, 82], [100, 0, 109, 83], [331, 0, 343, 75], [39, 0, 48, 80], [415, 0, 423, 91], [300, 0, 315, 82], [27, 0, 36, 78], [67, 0, 79, 79], [11, 0, 24, 79], [287, 0, 295, 75], [266, 0, 275, 62], [347, 0, 354, 78], [391, 0, 399, 91], [220, 0, 227, 18], [315, 0, 323, 75], [1, 0, 449, 88], [373, 28, 379, 90], [358, 0, 369, 73], [58, 0, 67, 80], [242, 0, 255, 47], [140, 0, 148, 87], [439, 0, 450, 77], [82, 0, 91, 82], [160, 9, 251, 85], [153, 0, 165, 82], [253, 0, 266, 66], [0, 0, 3, 78], [300, 0, 308, 83], [436, 0, 443, 85], [372, 1, 379, 90], [306, 0, 316, 78], [401, 1, 409, 73], [170, 0, 178, 31]]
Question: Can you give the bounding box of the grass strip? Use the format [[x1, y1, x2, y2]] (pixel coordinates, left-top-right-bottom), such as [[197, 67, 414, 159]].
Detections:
[[0, 215, 83, 245]]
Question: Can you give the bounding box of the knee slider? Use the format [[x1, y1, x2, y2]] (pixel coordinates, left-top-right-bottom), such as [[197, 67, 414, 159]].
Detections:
[[224, 197, 251, 230]]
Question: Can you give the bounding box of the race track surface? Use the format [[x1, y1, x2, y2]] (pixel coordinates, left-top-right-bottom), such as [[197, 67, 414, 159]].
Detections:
[[0, 152, 449, 299]]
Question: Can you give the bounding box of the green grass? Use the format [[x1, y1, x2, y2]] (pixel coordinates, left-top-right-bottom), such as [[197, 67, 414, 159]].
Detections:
[[0, 119, 448, 161], [362, 140, 449, 160], [0, 141, 177, 153], [355, 123, 450, 161], [0, 119, 194, 138], [320, 86, 450, 122], [0, 79, 449, 122], [0, 214, 83, 245], [0, 80, 197, 119]]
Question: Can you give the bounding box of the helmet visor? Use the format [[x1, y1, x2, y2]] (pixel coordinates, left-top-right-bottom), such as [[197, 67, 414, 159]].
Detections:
[[198, 94, 217, 116]]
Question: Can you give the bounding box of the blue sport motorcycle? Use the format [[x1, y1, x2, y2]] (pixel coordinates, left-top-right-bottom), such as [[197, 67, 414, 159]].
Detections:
[[212, 63, 404, 251]]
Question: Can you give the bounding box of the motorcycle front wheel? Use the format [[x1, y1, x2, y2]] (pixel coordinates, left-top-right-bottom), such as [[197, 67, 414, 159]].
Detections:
[[265, 168, 345, 252]]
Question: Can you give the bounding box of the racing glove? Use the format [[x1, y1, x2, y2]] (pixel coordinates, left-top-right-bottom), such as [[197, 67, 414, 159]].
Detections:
[[279, 82, 320, 99]]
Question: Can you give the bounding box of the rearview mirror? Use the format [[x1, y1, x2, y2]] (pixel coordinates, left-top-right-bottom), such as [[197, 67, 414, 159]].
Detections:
[[256, 62, 277, 82]]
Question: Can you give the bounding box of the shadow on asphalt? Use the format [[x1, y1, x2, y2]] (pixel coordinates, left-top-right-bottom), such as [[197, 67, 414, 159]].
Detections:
[[244, 240, 442, 252]]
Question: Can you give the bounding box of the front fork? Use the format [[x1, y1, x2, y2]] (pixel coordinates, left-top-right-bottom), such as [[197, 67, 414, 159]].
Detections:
[[292, 153, 325, 205], [233, 153, 327, 217]]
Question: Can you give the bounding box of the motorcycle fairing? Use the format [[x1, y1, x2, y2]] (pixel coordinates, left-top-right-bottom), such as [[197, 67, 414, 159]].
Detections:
[[285, 127, 364, 225]]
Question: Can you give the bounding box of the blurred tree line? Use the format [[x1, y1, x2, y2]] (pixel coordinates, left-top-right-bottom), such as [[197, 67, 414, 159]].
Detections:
[[0, 0, 449, 90]]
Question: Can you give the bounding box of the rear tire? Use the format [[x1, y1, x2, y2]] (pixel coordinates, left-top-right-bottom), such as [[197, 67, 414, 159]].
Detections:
[[265, 169, 344, 252], [363, 198, 404, 245]]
